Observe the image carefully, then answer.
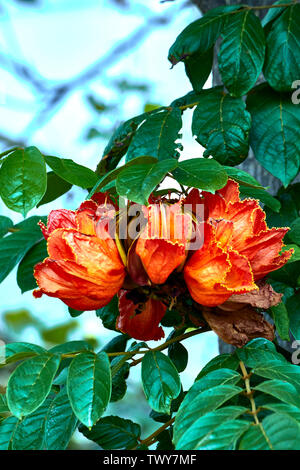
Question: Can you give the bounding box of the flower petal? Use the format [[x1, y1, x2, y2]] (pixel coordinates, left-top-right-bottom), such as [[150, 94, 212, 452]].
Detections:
[[116, 290, 166, 341], [239, 227, 294, 280], [40, 209, 77, 240]]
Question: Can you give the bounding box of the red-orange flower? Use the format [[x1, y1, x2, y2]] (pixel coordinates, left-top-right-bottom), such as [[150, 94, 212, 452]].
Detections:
[[117, 289, 166, 341], [33, 194, 125, 310], [135, 202, 192, 284], [184, 180, 293, 307]]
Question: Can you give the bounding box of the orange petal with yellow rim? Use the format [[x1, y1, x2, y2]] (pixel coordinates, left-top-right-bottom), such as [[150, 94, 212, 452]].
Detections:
[[33, 259, 118, 310], [217, 179, 240, 204], [116, 290, 166, 341], [39, 209, 77, 240], [239, 227, 294, 280]]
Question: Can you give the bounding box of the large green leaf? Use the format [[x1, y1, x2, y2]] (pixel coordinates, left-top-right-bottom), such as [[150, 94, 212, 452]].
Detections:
[[116, 159, 177, 205], [125, 108, 182, 163], [175, 406, 247, 450], [286, 293, 300, 340], [262, 0, 293, 28], [44, 155, 97, 189], [239, 413, 300, 450], [247, 84, 300, 186], [173, 157, 228, 191], [196, 353, 239, 380], [184, 47, 213, 92], [168, 5, 242, 65], [253, 363, 300, 391], [270, 302, 290, 341], [17, 239, 48, 293], [67, 351, 111, 427], [141, 351, 181, 414], [168, 342, 188, 373], [96, 295, 119, 331], [264, 3, 300, 91], [49, 340, 93, 356], [1, 342, 46, 367], [218, 10, 265, 97], [0, 147, 47, 216], [37, 171, 72, 207], [80, 416, 141, 450], [173, 383, 243, 446], [44, 388, 78, 450], [192, 88, 251, 165], [255, 379, 300, 409], [0, 216, 46, 283], [289, 218, 300, 245], [236, 338, 288, 368], [7, 353, 61, 418], [0, 416, 19, 450], [11, 398, 52, 450], [239, 186, 281, 212], [0, 215, 13, 238]]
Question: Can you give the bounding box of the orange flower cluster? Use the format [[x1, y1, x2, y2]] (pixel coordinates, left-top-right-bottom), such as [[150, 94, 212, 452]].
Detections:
[[33, 180, 293, 342]]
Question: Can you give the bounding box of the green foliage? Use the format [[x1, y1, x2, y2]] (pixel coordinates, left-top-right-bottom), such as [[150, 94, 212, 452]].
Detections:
[[44, 155, 97, 189], [247, 84, 300, 186], [7, 353, 61, 418], [191, 88, 251, 165], [17, 239, 48, 292], [67, 351, 111, 427], [173, 158, 228, 191], [218, 10, 265, 97], [37, 171, 72, 207], [141, 351, 181, 414], [264, 3, 300, 92], [80, 416, 141, 450], [0, 147, 47, 216]]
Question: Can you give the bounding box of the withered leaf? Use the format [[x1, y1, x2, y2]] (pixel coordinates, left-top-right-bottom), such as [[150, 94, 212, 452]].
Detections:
[[203, 306, 275, 348]]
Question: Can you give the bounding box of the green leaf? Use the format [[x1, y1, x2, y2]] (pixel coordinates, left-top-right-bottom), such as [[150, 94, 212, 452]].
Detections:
[[239, 413, 300, 450], [236, 338, 288, 368], [286, 293, 300, 340], [239, 186, 281, 212], [11, 398, 52, 450], [110, 362, 130, 402], [173, 383, 243, 446], [49, 340, 93, 355], [0, 394, 9, 414], [218, 10, 265, 96], [96, 295, 119, 331], [192, 88, 251, 165], [40, 321, 78, 344], [67, 351, 111, 427], [100, 334, 128, 355], [168, 5, 242, 65], [173, 158, 228, 191], [101, 111, 153, 172], [253, 363, 300, 390], [116, 159, 178, 205], [264, 4, 300, 91], [37, 171, 72, 207], [0, 147, 47, 216], [289, 218, 300, 245], [175, 406, 247, 450], [262, 0, 293, 28], [44, 155, 97, 189], [196, 353, 239, 380], [247, 84, 300, 186], [0, 216, 13, 238], [125, 108, 182, 163], [80, 416, 141, 450], [44, 388, 78, 450], [88, 156, 156, 199], [68, 307, 84, 317], [223, 166, 264, 189], [263, 402, 300, 422], [168, 342, 188, 373], [17, 239, 48, 293], [0, 216, 46, 283], [270, 302, 290, 341], [141, 350, 181, 414], [0, 416, 19, 450], [1, 342, 46, 366], [255, 379, 300, 409], [7, 353, 61, 418], [184, 47, 213, 92]]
